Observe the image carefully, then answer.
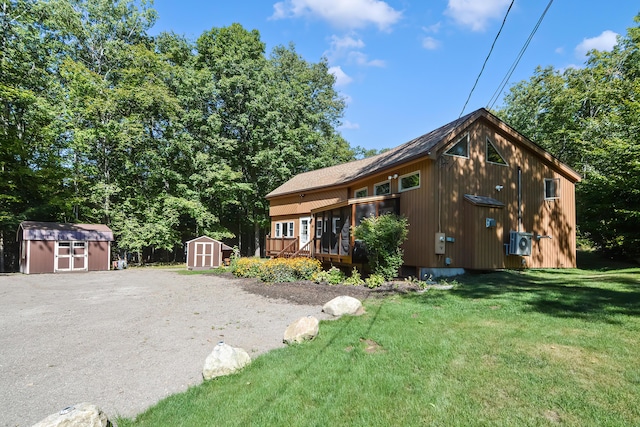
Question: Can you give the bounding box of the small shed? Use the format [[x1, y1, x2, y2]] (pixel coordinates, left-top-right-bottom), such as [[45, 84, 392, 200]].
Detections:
[[17, 221, 114, 274], [185, 236, 233, 270]]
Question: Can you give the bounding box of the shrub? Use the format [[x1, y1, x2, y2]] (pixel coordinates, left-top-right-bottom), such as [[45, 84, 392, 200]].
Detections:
[[344, 267, 364, 286], [312, 266, 345, 285], [233, 257, 322, 283], [353, 214, 409, 280], [365, 273, 385, 288], [231, 257, 264, 278], [288, 257, 322, 280], [259, 258, 296, 283]]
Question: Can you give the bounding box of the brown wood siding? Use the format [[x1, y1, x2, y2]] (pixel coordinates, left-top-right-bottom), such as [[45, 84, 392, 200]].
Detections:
[[436, 120, 576, 270], [186, 237, 224, 269], [87, 241, 110, 271], [28, 240, 56, 274], [266, 115, 578, 271]]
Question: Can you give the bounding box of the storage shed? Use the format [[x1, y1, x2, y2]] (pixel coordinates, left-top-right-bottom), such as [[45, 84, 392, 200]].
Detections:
[[185, 236, 233, 270], [18, 221, 114, 274]]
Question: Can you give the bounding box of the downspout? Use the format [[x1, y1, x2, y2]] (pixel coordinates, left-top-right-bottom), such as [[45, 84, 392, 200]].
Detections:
[[517, 166, 522, 232]]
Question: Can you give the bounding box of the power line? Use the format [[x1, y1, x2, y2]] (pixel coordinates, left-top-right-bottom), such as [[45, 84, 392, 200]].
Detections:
[[487, 0, 554, 110], [459, 0, 515, 118]]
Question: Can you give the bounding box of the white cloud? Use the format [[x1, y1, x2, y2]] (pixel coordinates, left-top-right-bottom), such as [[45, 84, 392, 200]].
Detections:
[[444, 0, 511, 32], [271, 0, 402, 30], [326, 33, 385, 67], [330, 34, 365, 51], [422, 22, 442, 34], [422, 36, 441, 50], [339, 120, 360, 130], [348, 51, 385, 67], [329, 66, 353, 87], [575, 30, 619, 58], [555, 47, 564, 55]]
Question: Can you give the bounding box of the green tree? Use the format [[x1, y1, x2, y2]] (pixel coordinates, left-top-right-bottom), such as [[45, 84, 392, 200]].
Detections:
[[0, 0, 71, 271], [497, 14, 640, 258], [196, 25, 353, 256], [353, 214, 409, 280]]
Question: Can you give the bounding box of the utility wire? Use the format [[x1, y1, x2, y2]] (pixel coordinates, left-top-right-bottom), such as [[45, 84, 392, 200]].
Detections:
[[459, 0, 515, 118], [487, 0, 554, 110]]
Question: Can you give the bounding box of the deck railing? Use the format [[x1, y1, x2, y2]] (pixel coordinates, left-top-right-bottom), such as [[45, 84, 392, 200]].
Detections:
[[266, 236, 297, 257]]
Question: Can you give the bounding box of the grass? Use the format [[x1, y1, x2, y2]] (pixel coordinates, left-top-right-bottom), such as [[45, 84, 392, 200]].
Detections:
[[118, 253, 640, 426]]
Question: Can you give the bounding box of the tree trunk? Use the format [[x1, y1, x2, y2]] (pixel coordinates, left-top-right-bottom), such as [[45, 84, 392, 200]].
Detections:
[[253, 221, 261, 258], [0, 230, 5, 273]]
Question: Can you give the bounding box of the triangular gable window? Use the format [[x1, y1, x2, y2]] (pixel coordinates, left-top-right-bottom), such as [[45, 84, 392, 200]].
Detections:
[[445, 134, 469, 158], [486, 137, 507, 165]]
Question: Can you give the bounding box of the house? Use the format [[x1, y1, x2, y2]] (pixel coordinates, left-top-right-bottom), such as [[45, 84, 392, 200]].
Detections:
[[17, 221, 114, 274], [265, 108, 581, 277], [185, 236, 233, 270]]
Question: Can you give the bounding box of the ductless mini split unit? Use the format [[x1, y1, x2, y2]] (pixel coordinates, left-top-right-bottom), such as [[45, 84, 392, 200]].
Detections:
[[508, 231, 533, 256]]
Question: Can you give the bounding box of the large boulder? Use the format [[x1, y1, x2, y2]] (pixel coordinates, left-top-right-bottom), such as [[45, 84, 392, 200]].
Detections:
[[322, 295, 364, 317], [32, 403, 115, 427], [283, 315, 319, 344], [202, 342, 251, 380]]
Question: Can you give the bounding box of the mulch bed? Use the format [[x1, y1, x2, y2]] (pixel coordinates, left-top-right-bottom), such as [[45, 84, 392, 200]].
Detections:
[[214, 272, 423, 306]]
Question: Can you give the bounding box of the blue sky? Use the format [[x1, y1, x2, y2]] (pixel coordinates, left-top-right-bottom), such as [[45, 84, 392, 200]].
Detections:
[[149, 1, 639, 151]]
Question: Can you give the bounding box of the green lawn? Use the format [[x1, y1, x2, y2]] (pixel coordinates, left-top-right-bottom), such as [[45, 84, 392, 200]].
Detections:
[[120, 254, 640, 426]]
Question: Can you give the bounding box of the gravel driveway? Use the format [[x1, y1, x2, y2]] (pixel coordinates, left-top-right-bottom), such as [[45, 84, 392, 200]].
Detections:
[[0, 269, 333, 426]]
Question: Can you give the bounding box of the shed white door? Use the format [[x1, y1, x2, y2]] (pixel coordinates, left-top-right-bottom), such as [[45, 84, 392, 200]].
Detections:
[[55, 241, 88, 272], [195, 242, 214, 267]]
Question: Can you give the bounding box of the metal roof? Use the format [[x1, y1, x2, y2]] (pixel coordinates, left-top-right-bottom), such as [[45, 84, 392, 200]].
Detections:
[[19, 221, 114, 242]]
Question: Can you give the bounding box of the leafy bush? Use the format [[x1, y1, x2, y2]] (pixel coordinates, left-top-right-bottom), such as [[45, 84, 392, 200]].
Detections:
[[288, 257, 322, 280], [259, 258, 296, 282], [231, 257, 264, 278], [365, 273, 385, 288], [364, 274, 385, 289], [232, 257, 321, 283], [353, 214, 409, 280], [344, 267, 364, 286], [312, 266, 345, 285]]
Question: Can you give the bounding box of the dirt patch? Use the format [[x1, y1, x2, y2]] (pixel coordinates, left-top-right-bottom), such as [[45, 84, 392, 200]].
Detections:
[[360, 338, 385, 354], [228, 273, 422, 305]]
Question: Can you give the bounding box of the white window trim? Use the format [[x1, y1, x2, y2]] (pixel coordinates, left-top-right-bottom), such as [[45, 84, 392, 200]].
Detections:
[[486, 137, 508, 166], [398, 171, 421, 192], [315, 219, 323, 238], [374, 180, 391, 196], [354, 187, 368, 198], [274, 221, 294, 238], [445, 133, 470, 159], [544, 178, 560, 200]]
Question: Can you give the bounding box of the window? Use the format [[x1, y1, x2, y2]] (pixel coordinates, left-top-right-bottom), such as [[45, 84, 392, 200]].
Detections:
[[486, 137, 507, 165], [315, 219, 323, 238], [354, 187, 368, 198], [545, 178, 560, 200], [275, 221, 294, 238], [399, 171, 420, 192], [445, 134, 469, 158], [374, 181, 391, 196]]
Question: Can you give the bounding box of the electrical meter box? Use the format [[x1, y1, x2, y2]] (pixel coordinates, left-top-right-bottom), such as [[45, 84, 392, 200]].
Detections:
[[435, 233, 446, 254]]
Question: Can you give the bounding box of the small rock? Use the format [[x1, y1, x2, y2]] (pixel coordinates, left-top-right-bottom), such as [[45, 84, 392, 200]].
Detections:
[[283, 315, 319, 344], [202, 342, 251, 380], [322, 295, 364, 317], [32, 403, 116, 427]]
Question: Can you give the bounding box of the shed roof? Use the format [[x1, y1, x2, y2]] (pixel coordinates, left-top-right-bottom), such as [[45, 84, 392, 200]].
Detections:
[[266, 108, 581, 198], [19, 221, 114, 242], [185, 235, 233, 250]]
